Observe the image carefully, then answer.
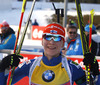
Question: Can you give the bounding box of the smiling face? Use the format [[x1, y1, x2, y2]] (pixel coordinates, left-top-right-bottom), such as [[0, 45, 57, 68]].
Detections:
[[67, 28, 77, 40], [42, 37, 64, 60], [42, 23, 65, 60]]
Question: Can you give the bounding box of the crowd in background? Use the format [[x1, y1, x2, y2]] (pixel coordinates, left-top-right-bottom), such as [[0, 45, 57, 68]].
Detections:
[[62, 19, 100, 56]]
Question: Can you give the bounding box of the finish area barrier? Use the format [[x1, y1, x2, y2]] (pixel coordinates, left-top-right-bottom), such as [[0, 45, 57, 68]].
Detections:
[[0, 51, 100, 85]]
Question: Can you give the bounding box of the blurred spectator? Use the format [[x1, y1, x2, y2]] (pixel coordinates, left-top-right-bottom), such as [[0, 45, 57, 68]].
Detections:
[[68, 19, 77, 27], [85, 24, 96, 36], [62, 20, 83, 55], [0, 20, 16, 50], [32, 19, 39, 26], [85, 24, 100, 56]]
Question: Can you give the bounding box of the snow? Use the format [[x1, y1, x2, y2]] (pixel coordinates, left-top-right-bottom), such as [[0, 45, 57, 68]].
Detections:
[[0, 1, 100, 48], [0, 1, 100, 26]]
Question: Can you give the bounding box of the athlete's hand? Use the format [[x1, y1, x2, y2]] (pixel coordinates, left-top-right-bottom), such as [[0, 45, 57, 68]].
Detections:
[[83, 52, 99, 75], [0, 54, 23, 72]]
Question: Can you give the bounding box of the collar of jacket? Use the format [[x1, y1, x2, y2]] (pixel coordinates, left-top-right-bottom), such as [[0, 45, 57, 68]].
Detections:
[[42, 52, 62, 66], [67, 37, 76, 43]]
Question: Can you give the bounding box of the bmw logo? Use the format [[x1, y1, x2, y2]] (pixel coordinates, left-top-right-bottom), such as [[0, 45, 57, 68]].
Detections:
[[42, 70, 55, 82]]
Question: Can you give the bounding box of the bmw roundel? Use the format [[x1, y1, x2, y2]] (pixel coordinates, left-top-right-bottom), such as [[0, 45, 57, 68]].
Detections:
[[42, 70, 55, 82]]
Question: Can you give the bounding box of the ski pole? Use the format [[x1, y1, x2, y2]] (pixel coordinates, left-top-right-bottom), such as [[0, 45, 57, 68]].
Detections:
[[89, 9, 95, 85], [7, 0, 27, 85], [7, 0, 36, 84], [89, 9, 94, 51], [16, 0, 36, 54], [75, 0, 90, 84], [88, 9, 94, 85]]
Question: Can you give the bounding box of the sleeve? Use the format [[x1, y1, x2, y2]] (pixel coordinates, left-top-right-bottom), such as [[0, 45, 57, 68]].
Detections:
[[69, 60, 86, 85], [0, 72, 7, 85], [0, 34, 16, 49], [0, 59, 35, 85]]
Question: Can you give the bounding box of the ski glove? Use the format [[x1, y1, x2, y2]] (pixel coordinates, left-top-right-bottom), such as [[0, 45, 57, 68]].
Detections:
[[83, 52, 99, 76], [0, 54, 23, 72]]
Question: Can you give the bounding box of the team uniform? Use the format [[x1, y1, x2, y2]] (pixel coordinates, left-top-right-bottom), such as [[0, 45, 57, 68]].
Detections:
[[0, 53, 87, 85], [0, 28, 16, 49], [64, 37, 83, 55]]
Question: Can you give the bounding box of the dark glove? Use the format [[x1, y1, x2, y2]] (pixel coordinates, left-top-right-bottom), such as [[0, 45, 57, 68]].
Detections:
[[0, 54, 23, 72], [83, 52, 99, 76]]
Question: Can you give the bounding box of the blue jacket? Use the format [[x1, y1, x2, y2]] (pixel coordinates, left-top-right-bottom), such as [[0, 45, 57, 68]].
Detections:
[[0, 53, 100, 85], [0, 53, 90, 85], [0, 28, 16, 50], [64, 37, 83, 55]]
